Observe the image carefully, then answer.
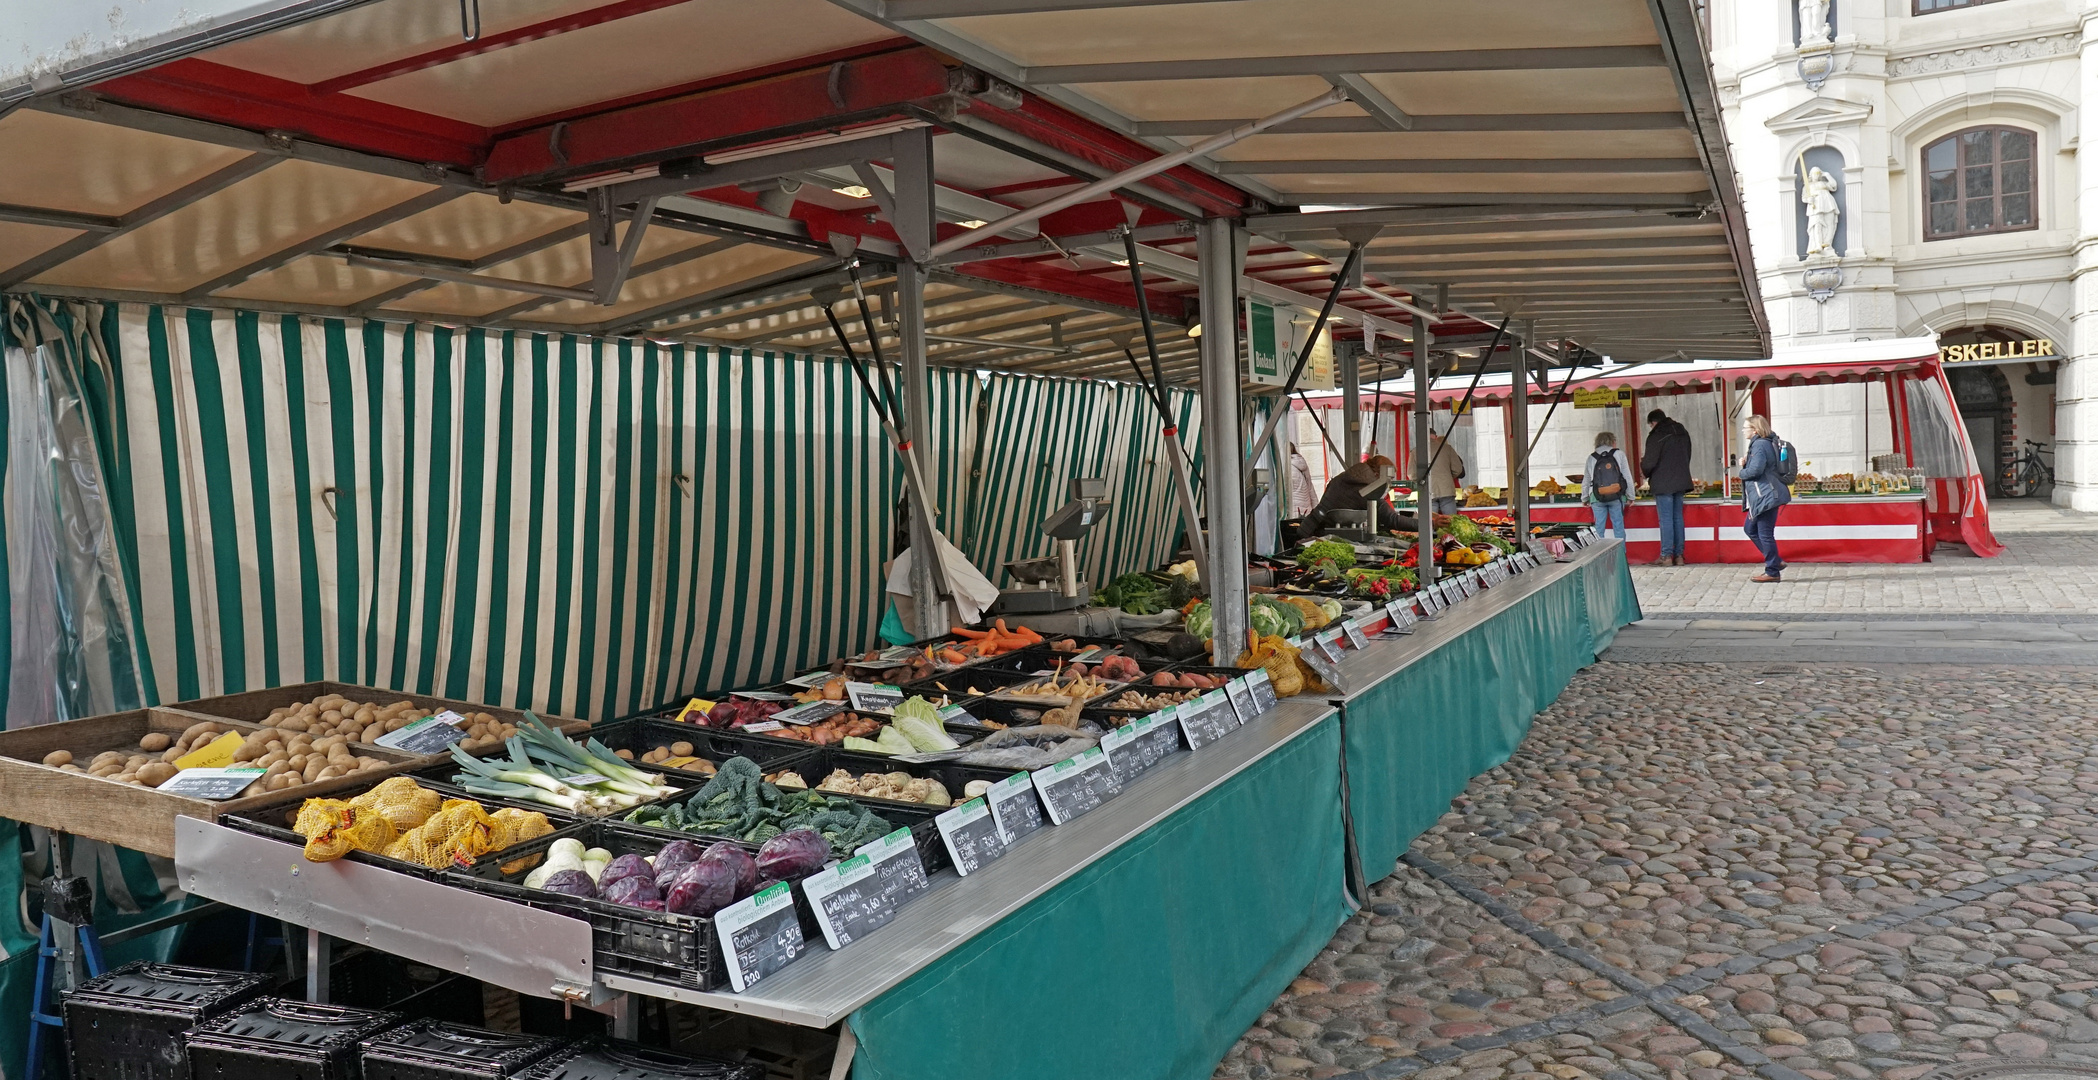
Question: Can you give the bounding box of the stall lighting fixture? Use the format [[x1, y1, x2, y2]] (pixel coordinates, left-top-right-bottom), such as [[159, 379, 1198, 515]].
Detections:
[[956, 219, 988, 228], [833, 185, 872, 199]]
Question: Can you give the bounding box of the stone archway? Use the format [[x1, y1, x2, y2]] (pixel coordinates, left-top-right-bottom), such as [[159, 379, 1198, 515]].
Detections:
[[1939, 326, 2028, 495]]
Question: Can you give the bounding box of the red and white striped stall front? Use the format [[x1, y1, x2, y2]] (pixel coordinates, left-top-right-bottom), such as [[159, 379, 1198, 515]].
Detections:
[[1497, 496, 1933, 564]]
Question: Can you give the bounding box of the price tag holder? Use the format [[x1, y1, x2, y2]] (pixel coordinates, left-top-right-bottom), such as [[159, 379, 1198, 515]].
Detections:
[[375, 716, 469, 755], [157, 767, 266, 800], [1313, 630, 1345, 664], [1223, 680, 1254, 724], [845, 682, 904, 714], [803, 829, 928, 950], [742, 721, 786, 733], [715, 882, 806, 992], [1418, 586, 1441, 614], [1177, 692, 1237, 750], [1031, 745, 1121, 825], [1246, 669, 1281, 715], [784, 671, 834, 689], [1343, 619, 1369, 650], [1067, 646, 1107, 664], [935, 797, 1007, 876], [734, 691, 796, 703], [986, 771, 1046, 843], [1102, 712, 1183, 783], [1298, 646, 1349, 695], [938, 703, 980, 728], [773, 701, 847, 726]]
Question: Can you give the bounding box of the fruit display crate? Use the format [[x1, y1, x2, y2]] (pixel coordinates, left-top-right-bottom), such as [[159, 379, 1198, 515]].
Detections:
[[172, 681, 589, 740], [514, 1038, 764, 1080], [0, 707, 424, 857], [62, 961, 277, 1080], [613, 780, 951, 876], [440, 822, 812, 995]]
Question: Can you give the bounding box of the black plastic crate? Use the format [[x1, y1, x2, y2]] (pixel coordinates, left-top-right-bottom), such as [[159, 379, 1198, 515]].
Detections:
[[586, 720, 819, 777], [443, 822, 800, 994], [63, 962, 276, 1080], [216, 775, 590, 882], [184, 998, 401, 1080], [896, 667, 1032, 699], [358, 1019, 567, 1080], [800, 747, 1013, 809], [613, 782, 949, 875], [327, 949, 483, 1024], [960, 697, 1121, 734], [515, 1038, 763, 1080]]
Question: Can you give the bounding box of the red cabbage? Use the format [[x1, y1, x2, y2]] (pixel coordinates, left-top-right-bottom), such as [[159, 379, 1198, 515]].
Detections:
[[754, 829, 829, 882], [540, 869, 598, 898], [600, 874, 663, 909], [700, 842, 758, 900], [663, 860, 737, 917], [652, 840, 705, 886], [597, 854, 654, 892]]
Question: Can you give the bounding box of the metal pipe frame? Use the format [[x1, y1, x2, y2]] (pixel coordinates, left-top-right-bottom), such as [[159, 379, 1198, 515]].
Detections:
[[1198, 218, 1248, 666], [1131, 112, 1686, 136], [1020, 46, 1666, 84], [1412, 310, 1437, 593], [1, 152, 281, 286], [1513, 320, 1535, 541]]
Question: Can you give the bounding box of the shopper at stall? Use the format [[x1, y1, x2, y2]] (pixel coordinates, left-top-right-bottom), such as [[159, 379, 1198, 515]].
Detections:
[[1289, 447, 1318, 519], [1642, 408, 1693, 565], [1739, 414, 1791, 583], [1583, 431, 1633, 539], [1424, 435, 1464, 516]]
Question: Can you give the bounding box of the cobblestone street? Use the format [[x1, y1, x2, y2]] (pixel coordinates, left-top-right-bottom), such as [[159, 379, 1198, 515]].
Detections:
[[1219, 519, 2098, 1080]]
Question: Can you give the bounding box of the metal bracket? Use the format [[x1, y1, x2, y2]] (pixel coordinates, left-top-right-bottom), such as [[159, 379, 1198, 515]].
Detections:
[[590, 192, 661, 304]]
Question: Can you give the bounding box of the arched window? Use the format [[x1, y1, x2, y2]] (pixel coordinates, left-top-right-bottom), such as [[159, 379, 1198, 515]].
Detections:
[[1923, 127, 2035, 240]]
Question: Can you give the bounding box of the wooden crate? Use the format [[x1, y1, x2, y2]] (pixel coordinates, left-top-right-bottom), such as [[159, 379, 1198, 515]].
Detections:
[[0, 707, 423, 856], [170, 681, 589, 736]]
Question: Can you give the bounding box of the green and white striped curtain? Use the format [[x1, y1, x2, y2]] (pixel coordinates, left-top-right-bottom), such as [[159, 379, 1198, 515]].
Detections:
[[1, 298, 1203, 723]]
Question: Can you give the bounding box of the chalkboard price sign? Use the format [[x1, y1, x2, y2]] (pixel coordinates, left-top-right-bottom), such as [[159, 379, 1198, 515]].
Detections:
[[1342, 619, 1369, 650], [935, 798, 1007, 876], [986, 771, 1046, 843], [1177, 691, 1237, 750], [1030, 745, 1121, 825], [802, 829, 927, 950], [714, 882, 805, 992], [1245, 669, 1280, 715], [1101, 712, 1182, 783]]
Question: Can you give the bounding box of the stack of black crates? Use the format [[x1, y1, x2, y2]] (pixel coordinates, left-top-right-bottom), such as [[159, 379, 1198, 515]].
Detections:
[[60, 961, 767, 1080]]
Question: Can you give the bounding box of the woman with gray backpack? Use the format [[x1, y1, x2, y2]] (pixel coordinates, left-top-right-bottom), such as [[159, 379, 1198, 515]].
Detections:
[[1582, 431, 1635, 539]]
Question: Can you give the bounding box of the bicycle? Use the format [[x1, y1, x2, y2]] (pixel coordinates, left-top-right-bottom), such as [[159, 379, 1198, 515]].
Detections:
[[2001, 438, 2054, 498]]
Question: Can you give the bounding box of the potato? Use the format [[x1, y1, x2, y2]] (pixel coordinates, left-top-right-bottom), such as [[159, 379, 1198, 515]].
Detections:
[[301, 760, 323, 783], [139, 733, 172, 752], [385, 717, 410, 732], [113, 771, 136, 784], [161, 747, 184, 763], [233, 742, 266, 763], [92, 750, 125, 767], [315, 765, 344, 782], [268, 773, 296, 791], [262, 761, 290, 779], [266, 708, 289, 723], [41, 750, 71, 767], [615, 748, 635, 760], [358, 757, 387, 771], [136, 763, 177, 787], [352, 705, 374, 724], [126, 754, 150, 769], [258, 750, 286, 768], [180, 722, 219, 744], [59, 763, 83, 773]]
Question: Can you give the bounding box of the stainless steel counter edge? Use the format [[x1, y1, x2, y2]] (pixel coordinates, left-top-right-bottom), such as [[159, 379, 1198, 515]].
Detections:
[[1331, 539, 1622, 699], [603, 695, 1340, 1027], [173, 815, 602, 1002]]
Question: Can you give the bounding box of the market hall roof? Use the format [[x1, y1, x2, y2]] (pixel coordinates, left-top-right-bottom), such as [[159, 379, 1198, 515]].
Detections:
[[0, 0, 1767, 377]]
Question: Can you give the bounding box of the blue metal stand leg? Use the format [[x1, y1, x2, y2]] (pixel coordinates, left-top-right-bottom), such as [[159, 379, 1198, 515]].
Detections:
[[27, 914, 105, 1080]]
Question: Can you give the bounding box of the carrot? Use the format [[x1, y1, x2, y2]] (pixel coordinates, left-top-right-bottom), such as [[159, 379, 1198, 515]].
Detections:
[[1012, 625, 1043, 644], [951, 626, 989, 640], [938, 648, 967, 665]]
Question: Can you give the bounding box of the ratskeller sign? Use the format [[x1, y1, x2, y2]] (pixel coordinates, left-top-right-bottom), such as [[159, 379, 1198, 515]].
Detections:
[[1940, 339, 2056, 363]]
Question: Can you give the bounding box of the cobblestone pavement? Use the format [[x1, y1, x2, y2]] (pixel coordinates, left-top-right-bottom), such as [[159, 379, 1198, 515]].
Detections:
[[1628, 532, 2098, 616], [1604, 619, 2098, 666], [1217, 663, 2098, 1080]]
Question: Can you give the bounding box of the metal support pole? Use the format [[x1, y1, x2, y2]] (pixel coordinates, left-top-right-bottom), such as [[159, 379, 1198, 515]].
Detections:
[[1513, 320, 1534, 540], [1413, 318, 1438, 592], [305, 928, 332, 1004], [1341, 345, 1362, 464], [1198, 218, 1249, 664], [892, 128, 947, 635]]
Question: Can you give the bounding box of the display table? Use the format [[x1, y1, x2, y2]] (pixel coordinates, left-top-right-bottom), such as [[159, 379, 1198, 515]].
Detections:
[[154, 542, 1641, 1080], [1332, 540, 1638, 886], [1468, 496, 1932, 563]]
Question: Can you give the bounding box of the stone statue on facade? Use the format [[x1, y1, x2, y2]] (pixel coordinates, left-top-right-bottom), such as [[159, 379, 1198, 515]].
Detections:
[[1801, 166, 1839, 258], [1798, 0, 1830, 45]]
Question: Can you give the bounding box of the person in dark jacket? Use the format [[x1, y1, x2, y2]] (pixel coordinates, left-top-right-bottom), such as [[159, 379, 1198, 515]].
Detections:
[[1641, 409, 1694, 565], [1738, 414, 1791, 583]]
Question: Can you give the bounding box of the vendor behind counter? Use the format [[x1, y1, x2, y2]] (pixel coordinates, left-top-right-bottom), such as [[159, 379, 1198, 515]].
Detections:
[[1300, 456, 1418, 538]]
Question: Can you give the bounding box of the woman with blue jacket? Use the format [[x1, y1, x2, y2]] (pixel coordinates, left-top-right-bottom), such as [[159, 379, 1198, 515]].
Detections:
[[1738, 414, 1791, 583]]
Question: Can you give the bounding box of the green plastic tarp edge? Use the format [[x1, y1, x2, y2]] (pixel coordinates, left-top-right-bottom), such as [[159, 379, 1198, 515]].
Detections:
[[845, 713, 1349, 1080]]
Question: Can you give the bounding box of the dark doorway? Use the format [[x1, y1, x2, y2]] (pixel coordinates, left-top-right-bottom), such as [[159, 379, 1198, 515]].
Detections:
[[1947, 364, 2012, 494]]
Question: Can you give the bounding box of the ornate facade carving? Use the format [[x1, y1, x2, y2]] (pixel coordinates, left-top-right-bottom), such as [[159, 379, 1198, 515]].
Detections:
[[1888, 34, 2078, 77]]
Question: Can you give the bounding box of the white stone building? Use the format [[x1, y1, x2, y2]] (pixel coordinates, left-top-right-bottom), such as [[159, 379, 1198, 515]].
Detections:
[[1707, 0, 2080, 503]]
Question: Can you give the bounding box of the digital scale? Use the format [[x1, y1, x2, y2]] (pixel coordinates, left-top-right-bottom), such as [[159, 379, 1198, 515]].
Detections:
[[993, 477, 1111, 615]]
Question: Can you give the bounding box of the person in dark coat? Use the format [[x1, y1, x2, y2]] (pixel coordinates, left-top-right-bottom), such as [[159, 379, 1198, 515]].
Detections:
[[1641, 409, 1694, 565], [1739, 414, 1791, 583]]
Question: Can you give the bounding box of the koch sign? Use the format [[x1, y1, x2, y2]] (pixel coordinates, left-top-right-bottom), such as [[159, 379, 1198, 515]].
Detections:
[[1940, 339, 2057, 364]]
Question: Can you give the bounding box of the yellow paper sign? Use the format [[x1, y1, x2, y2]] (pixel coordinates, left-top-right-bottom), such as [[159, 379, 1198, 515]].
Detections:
[[174, 731, 245, 770], [672, 698, 715, 725], [660, 756, 704, 769]]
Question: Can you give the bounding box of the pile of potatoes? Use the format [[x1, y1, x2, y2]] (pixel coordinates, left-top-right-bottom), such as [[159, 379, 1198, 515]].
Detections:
[[37, 721, 392, 794], [615, 740, 718, 775], [257, 695, 518, 753]]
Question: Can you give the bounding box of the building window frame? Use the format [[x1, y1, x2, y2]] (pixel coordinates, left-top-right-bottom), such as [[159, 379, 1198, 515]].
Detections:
[[1922, 125, 2037, 241], [1913, 0, 2007, 13]]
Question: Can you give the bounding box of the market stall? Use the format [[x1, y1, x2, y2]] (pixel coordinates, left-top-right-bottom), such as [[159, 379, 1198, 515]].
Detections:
[[1324, 338, 2000, 564]]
